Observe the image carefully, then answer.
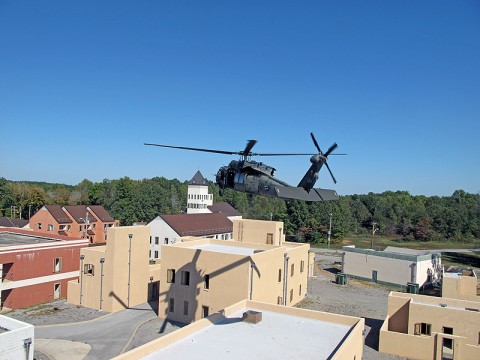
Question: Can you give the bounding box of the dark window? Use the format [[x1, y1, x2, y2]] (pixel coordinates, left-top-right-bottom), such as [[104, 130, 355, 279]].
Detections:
[[169, 298, 174, 313], [204, 274, 210, 289], [164, 238, 169, 244], [183, 301, 189, 316], [202, 305, 209, 318], [278, 269, 282, 282], [154, 251, 159, 258], [290, 289, 293, 302], [300, 260, 305, 273], [167, 269, 175, 283], [181, 271, 190, 286], [84, 264, 94, 275], [291, 263, 295, 277], [155, 237, 159, 245], [414, 323, 431, 336]]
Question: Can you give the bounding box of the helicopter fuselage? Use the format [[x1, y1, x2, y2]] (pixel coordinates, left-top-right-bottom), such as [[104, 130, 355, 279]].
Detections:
[[216, 160, 290, 198]]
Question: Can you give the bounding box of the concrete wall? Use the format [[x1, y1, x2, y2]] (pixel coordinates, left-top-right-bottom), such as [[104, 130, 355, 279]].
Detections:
[[379, 291, 480, 359], [442, 273, 479, 301], [67, 226, 151, 313], [159, 238, 310, 324], [0, 315, 34, 360], [342, 247, 437, 287], [233, 219, 285, 246]]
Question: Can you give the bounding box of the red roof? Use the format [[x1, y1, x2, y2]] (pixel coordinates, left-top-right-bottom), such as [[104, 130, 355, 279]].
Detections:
[[88, 205, 115, 222], [160, 213, 232, 237], [44, 205, 73, 224], [207, 202, 241, 217], [63, 206, 97, 223]]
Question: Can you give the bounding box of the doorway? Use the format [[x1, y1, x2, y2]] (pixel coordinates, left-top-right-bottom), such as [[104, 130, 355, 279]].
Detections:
[[372, 270, 378, 283], [441, 327, 454, 360]]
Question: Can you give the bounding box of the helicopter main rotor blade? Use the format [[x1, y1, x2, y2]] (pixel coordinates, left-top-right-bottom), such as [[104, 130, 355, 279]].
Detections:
[[325, 162, 337, 184], [254, 152, 316, 156], [144, 143, 239, 155]]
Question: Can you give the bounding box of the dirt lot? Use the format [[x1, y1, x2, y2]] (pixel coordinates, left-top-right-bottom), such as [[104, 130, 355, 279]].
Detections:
[[298, 250, 404, 360]]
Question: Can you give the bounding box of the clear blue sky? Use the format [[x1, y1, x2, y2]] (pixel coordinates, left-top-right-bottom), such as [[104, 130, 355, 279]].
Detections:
[[1, 1, 479, 196]]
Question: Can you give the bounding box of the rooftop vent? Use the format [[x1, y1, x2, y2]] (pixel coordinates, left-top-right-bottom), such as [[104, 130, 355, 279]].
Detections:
[[243, 310, 262, 324]]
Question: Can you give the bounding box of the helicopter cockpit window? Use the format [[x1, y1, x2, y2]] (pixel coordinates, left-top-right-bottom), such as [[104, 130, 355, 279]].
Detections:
[[234, 173, 245, 184]]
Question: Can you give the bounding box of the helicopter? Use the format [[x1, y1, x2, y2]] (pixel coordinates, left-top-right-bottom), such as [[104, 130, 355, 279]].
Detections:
[[144, 133, 345, 202]]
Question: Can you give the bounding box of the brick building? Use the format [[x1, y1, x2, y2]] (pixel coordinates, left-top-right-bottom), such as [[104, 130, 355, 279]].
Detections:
[[0, 228, 89, 310], [29, 205, 118, 244]]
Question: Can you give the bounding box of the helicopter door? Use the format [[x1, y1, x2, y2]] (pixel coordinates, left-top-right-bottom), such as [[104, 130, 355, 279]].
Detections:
[[233, 172, 246, 192]]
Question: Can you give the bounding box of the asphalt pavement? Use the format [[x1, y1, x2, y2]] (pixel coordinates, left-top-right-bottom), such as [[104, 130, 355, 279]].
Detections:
[[35, 302, 157, 360]]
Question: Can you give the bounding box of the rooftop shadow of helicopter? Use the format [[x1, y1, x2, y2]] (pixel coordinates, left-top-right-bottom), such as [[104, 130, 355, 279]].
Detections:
[[145, 133, 346, 202]]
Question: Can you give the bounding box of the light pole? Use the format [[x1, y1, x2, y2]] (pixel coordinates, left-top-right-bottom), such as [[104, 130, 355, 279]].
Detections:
[[127, 233, 133, 308], [99, 257, 105, 310], [328, 213, 332, 249], [80, 255, 85, 305]]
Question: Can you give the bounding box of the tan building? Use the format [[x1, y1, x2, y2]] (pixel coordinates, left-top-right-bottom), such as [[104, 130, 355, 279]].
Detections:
[[442, 269, 479, 302], [158, 238, 310, 323], [233, 218, 285, 246], [67, 226, 160, 313], [114, 299, 365, 360], [342, 245, 442, 288], [379, 291, 480, 360]]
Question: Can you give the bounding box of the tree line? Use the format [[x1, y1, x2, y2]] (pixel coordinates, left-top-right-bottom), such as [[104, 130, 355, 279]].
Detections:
[[1, 177, 478, 244]]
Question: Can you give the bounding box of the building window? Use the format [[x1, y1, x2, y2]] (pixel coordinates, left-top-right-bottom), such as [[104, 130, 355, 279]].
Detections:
[[37, 223, 42, 230], [202, 305, 209, 318], [291, 263, 295, 277], [164, 238, 168, 244], [154, 237, 159, 245], [181, 271, 190, 286], [67, 224, 71, 230], [59, 225, 65, 230], [92, 223, 96, 229], [299, 284, 302, 296], [169, 298, 174, 313], [54, 283, 61, 299], [79, 225, 83, 232], [149, 236, 152, 244], [204, 274, 210, 289], [167, 269, 176, 283], [84, 264, 94, 275], [183, 301, 189, 316], [300, 260, 305, 273], [277, 296, 283, 305], [278, 269, 282, 282], [290, 289, 293, 302], [154, 251, 159, 258], [149, 250, 151, 258], [414, 323, 432, 336], [53, 258, 62, 273]]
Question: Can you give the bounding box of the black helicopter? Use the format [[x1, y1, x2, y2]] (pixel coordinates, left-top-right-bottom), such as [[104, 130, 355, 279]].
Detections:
[[145, 133, 344, 202]]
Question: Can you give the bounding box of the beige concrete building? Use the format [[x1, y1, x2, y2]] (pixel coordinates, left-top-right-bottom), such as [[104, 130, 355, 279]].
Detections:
[[158, 238, 310, 323], [233, 218, 285, 246], [67, 226, 160, 313], [342, 245, 442, 288], [442, 269, 479, 302], [379, 291, 480, 360], [114, 299, 365, 360]]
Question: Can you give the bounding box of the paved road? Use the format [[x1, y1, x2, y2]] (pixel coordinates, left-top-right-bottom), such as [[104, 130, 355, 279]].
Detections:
[[36, 302, 157, 360]]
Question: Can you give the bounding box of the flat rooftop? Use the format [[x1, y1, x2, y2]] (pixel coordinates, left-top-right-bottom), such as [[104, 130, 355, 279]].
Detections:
[[142, 308, 352, 360], [0, 232, 55, 247], [187, 243, 259, 256]]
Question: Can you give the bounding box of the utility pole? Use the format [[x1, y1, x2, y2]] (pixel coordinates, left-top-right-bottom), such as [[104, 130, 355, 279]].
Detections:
[[328, 213, 332, 249], [371, 222, 378, 249]]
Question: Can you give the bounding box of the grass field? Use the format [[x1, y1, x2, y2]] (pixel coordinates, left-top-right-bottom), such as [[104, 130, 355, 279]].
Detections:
[[313, 235, 480, 251]]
